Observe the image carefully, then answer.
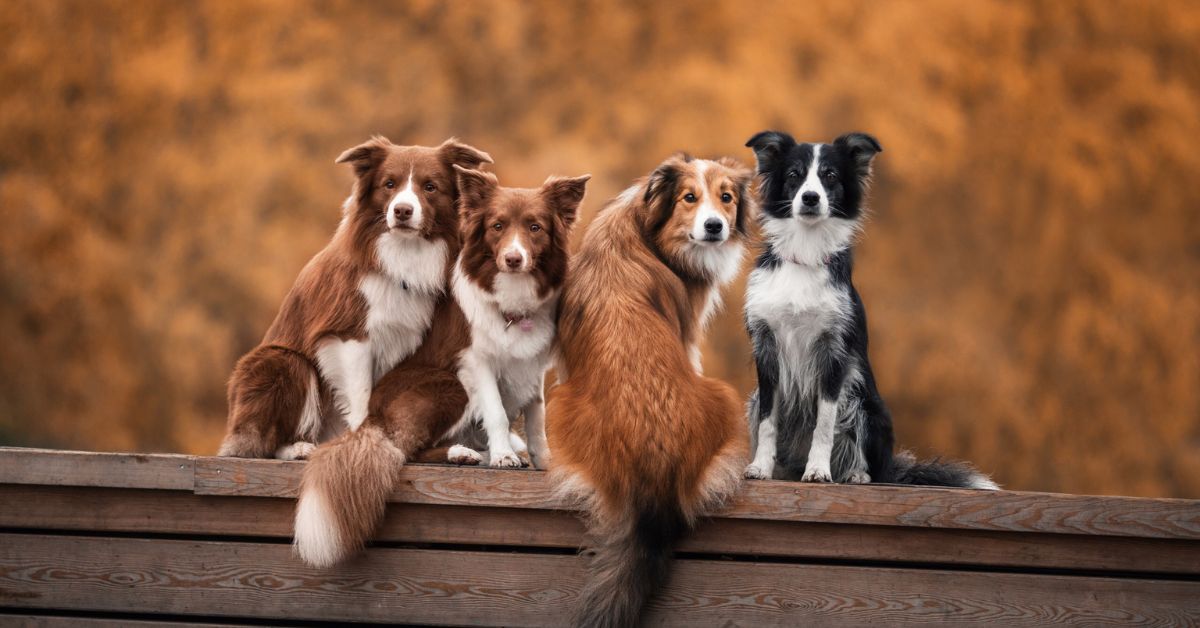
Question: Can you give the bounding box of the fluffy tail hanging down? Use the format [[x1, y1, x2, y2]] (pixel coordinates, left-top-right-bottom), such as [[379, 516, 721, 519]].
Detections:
[[889, 450, 999, 490], [574, 500, 688, 628], [293, 424, 405, 568]]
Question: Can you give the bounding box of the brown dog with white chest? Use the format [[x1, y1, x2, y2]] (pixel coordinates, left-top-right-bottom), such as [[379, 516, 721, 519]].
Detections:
[[547, 154, 754, 628], [218, 137, 491, 460]]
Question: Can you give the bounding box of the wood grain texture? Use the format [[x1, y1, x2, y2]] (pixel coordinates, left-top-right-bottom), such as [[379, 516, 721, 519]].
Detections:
[[0, 616, 251, 628], [1, 534, 1197, 627], [194, 455, 1200, 539], [0, 448, 193, 491], [5, 485, 1200, 575]]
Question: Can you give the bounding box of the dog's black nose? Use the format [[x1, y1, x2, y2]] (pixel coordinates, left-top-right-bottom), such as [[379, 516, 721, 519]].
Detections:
[[394, 203, 414, 221], [801, 192, 820, 207], [703, 218, 724, 235]]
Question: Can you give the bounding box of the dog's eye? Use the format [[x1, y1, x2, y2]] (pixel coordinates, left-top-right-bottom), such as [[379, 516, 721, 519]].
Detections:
[[529, 223, 542, 232], [384, 179, 396, 189], [721, 192, 733, 203], [823, 170, 838, 182], [787, 171, 799, 179], [683, 193, 697, 203], [424, 182, 437, 193], [492, 222, 504, 231]]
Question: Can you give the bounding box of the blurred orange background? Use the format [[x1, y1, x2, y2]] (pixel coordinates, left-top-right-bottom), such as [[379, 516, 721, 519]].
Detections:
[[1, 0, 1197, 497]]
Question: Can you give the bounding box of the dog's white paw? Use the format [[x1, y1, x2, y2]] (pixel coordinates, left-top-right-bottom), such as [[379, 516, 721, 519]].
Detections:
[[845, 470, 872, 484], [801, 466, 833, 483], [744, 463, 771, 480], [489, 451, 524, 468], [276, 441, 316, 461], [447, 445, 483, 466]]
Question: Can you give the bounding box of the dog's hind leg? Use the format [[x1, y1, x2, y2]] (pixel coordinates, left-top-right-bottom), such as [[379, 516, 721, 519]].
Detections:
[[220, 346, 314, 458]]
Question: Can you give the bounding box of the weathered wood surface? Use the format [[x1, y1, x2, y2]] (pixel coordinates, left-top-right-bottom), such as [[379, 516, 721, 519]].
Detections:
[[0, 448, 193, 491], [1, 617, 248, 628], [2, 534, 1197, 627], [194, 454, 1200, 540], [5, 484, 1200, 575]]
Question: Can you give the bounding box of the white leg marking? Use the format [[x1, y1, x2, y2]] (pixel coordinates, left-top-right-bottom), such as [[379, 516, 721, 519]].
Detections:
[[802, 398, 837, 482], [460, 358, 521, 468], [744, 413, 777, 479], [315, 339, 373, 431], [275, 441, 317, 461], [295, 373, 322, 442], [447, 444, 483, 465]]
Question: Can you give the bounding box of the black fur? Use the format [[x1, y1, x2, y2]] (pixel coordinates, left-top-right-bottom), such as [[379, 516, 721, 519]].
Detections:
[[743, 130, 994, 489]]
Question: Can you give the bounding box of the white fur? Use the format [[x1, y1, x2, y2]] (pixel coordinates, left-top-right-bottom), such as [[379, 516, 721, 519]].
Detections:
[[452, 261, 557, 468], [689, 161, 729, 242], [801, 398, 838, 482], [745, 413, 777, 479], [315, 234, 448, 432], [293, 487, 343, 568], [385, 174, 422, 230], [761, 215, 858, 267], [970, 476, 1001, 490], [295, 372, 322, 442], [447, 444, 483, 465], [275, 441, 316, 461], [794, 145, 828, 218], [680, 240, 745, 284], [500, 234, 531, 272]]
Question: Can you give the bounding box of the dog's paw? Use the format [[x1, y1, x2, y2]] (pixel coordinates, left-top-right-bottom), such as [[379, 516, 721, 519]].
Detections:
[[489, 451, 524, 468], [276, 441, 316, 461], [801, 466, 833, 483], [744, 463, 771, 480], [845, 470, 872, 484], [447, 445, 483, 466]]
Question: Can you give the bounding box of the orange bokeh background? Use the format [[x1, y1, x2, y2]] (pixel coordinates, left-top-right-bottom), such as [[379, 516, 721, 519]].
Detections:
[[1, 0, 1197, 496]]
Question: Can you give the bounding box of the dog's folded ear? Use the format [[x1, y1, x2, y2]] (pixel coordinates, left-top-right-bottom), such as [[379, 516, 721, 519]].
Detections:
[[439, 138, 493, 171], [541, 175, 591, 227], [453, 165, 498, 214], [335, 136, 392, 177], [833, 132, 883, 178], [745, 131, 794, 174], [641, 156, 686, 234]]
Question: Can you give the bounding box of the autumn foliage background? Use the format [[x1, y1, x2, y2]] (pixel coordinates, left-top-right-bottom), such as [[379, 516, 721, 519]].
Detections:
[[1, 1, 1197, 497]]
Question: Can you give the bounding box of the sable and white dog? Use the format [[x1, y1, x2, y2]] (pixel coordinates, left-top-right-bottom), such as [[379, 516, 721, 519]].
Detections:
[[293, 167, 587, 568], [742, 130, 996, 489], [218, 137, 491, 460], [547, 154, 753, 627]]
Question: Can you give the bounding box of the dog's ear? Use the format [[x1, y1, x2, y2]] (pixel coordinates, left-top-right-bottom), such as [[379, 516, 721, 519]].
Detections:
[[833, 132, 882, 178], [541, 174, 590, 228], [719, 158, 756, 236], [641, 157, 684, 234], [439, 138, 493, 171], [453, 165, 498, 215], [336, 136, 392, 178], [745, 131, 794, 175]]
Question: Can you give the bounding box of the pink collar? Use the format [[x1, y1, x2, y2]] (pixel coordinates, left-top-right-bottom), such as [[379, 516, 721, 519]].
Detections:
[[503, 312, 535, 332]]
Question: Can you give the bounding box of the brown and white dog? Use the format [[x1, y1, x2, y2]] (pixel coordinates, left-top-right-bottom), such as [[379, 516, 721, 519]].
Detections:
[[293, 167, 588, 568], [217, 137, 491, 460], [547, 154, 753, 628]]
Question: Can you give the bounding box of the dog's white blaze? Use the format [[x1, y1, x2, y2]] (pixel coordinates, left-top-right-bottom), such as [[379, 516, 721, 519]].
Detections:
[[691, 160, 728, 241], [294, 487, 343, 568], [793, 145, 828, 218], [386, 173, 422, 230], [452, 260, 558, 468], [500, 233, 530, 272]]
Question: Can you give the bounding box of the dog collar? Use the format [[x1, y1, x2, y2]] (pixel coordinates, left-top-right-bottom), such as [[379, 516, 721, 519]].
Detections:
[[503, 312, 535, 332]]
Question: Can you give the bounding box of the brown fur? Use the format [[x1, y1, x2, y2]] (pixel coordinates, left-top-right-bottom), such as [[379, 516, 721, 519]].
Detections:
[[219, 137, 490, 459], [294, 169, 587, 567], [546, 155, 753, 627]]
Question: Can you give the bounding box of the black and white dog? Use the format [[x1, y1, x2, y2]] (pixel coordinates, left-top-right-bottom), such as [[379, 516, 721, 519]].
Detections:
[[741, 130, 997, 489]]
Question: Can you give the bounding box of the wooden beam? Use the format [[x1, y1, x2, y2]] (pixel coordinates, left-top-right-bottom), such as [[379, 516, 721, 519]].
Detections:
[[195, 456, 1200, 539], [1, 534, 1196, 626], [4, 485, 1200, 575], [0, 616, 253, 628], [0, 448, 193, 491]]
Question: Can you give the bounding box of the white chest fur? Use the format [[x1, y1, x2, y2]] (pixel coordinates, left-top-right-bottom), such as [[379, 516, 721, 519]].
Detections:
[[361, 233, 448, 380], [745, 261, 852, 401]]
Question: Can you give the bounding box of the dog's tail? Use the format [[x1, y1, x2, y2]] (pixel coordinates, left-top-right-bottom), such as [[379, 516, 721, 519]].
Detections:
[[889, 450, 999, 490], [574, 499, 688, 628], [293, 424, 405, 567]]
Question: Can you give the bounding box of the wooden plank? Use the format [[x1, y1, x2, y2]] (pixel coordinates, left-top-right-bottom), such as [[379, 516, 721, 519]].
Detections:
[[0, 448, 193, 491], [5, 485, 1200, 575], [0, 616, 254, 628], [1, 534, 1197, 626], [195, 456, 1200, 540]]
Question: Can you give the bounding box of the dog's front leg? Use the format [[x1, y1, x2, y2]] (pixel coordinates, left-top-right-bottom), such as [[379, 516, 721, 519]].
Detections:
[[315, 339, 373, 431], [745, 321, 779, 479], [522, 382, 550, 469], [459, 356, 521, 468], [802, 336, 845, 483]]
